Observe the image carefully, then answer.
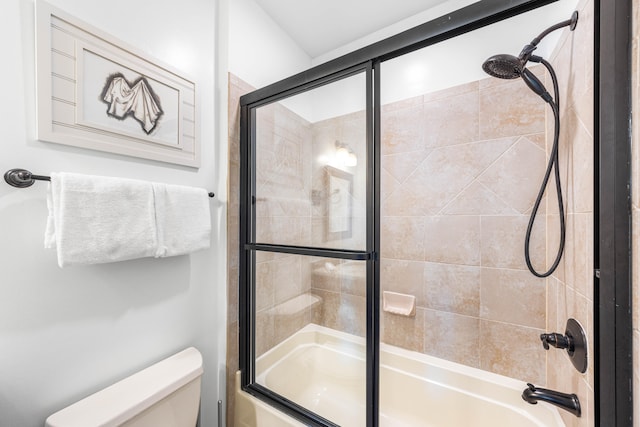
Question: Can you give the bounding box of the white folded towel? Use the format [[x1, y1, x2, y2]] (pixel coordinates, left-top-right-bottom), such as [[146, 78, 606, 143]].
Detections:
[[152, 182, 211, 258], [45, 173, 211, 267], [45, 172, 158, 267]]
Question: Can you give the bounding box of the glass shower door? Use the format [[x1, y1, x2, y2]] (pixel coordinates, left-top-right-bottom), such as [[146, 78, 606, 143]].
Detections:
[[242, 68, 372, 426], [377, 4, 589, 424], [239, 2, 596, 426]]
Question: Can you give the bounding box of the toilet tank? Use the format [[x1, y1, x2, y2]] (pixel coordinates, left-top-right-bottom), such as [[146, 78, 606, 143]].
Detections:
[[45, 347, 203, 427]]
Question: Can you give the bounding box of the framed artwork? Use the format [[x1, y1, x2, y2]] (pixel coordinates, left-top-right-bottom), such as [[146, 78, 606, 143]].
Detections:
[[35, 1, 199, 167]]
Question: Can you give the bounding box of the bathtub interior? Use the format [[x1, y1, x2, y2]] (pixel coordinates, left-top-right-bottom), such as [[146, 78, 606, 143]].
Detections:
[[240, 324, 565, 427]]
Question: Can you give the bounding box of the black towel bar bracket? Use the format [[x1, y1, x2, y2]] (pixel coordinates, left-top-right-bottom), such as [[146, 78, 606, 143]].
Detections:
[[4, 168, 215, 198], [4, 168, 49, 188]]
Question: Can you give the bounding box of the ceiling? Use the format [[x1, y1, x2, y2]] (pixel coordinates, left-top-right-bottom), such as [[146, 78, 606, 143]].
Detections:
[[252, 0, 456, 58]]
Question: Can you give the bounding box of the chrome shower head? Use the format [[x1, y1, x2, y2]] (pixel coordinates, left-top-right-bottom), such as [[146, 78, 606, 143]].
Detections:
[[481, 54, 523, 80]]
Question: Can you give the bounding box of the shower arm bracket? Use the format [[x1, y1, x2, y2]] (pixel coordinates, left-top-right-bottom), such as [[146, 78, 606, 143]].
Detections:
[[519, 11, 578, 64]]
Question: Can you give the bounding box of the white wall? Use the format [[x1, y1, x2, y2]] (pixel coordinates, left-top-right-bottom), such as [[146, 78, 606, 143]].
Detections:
[[377, 0, 581, 106], [303, 0, 582, 122], [228, 0, 311, 89], [310, 0, 478, 66], [0, 1, 226, 426], [229, 0, 580, 124]]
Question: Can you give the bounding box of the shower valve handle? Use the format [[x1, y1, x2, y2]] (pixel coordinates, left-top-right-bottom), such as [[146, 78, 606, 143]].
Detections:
[[539, 319, 588, 374], [540, 333, 572, 351]]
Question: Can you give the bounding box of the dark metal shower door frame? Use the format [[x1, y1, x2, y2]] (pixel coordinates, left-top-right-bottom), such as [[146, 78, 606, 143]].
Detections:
[[595, 0, 633, 425], [237, 0, 633, 425], [239, 63, 375, 427]]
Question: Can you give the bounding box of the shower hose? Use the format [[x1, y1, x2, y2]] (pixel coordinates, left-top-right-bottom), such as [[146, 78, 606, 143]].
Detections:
[[524, 57, 565, 278]]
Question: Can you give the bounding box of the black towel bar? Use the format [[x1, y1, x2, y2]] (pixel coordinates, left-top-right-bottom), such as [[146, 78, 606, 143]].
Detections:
[[3, 168, 215, 198]]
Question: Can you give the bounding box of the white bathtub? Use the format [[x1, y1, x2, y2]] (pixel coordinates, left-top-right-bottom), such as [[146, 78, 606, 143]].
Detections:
[[235, 324, 565, 427]]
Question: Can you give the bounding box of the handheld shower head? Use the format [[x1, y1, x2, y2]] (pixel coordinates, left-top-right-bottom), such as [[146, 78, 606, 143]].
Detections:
[[479, 11, 579, 278], [481, 54, 552, 102], [481, 54, 522, 80], [521, 68, 552, 103]]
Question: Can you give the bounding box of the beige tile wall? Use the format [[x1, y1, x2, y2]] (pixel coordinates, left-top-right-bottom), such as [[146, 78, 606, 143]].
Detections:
[[307, 109, 368, 338], [632, 0, 639, 425], [310, 258, 368, 337], [227, 73, 251, 427], [379, 71, 548, 384], [251, 100, 317, 361], [545, 0, 595, 425]]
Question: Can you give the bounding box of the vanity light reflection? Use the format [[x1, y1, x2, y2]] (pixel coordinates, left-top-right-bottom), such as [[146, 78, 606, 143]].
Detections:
[[335, 141, 357, 167]]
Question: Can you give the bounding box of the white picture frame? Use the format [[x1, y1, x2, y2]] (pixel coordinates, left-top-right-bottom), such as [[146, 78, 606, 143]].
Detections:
[[35, 1, 200, 167]]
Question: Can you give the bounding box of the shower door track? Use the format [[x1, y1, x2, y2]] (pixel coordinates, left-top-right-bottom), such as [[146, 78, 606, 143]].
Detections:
[[237, 0, 633, 426]]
